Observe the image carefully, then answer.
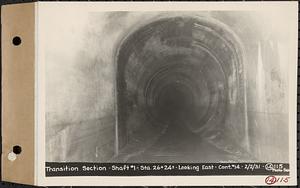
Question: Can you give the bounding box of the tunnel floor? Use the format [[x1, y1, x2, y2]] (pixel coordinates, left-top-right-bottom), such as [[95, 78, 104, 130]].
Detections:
[[112, 120, 253, 163], [127, 127, 233, 162]]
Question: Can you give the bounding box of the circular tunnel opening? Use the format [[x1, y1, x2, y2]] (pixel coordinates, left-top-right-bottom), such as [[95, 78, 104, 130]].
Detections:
[[144, 59, 224, 133], [115, 16, 245, 162]]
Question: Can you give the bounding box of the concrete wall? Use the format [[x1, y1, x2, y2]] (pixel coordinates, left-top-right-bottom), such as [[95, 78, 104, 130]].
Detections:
[[45, 11, 290, 163], [212, 12, 290, 162]]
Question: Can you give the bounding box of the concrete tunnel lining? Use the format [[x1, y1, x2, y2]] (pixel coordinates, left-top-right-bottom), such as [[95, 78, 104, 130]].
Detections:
[[115, 16, 247, 162]]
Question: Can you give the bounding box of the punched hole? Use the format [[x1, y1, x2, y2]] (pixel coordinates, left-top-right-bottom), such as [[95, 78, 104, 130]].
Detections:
[[8, 152, 16, 161], [12, 36, 22, 46], [13, 145, 22, 155]]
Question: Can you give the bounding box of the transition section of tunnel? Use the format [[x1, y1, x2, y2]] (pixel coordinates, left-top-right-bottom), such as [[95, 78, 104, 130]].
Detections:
[[114, 16, 248, 162]]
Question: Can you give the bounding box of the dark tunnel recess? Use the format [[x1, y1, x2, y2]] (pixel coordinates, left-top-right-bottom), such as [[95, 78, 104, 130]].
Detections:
[[115, 16, 247, 162]]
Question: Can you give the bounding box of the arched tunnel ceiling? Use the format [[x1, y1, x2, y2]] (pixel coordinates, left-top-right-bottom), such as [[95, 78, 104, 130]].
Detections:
[[116, 16, 247, 162]]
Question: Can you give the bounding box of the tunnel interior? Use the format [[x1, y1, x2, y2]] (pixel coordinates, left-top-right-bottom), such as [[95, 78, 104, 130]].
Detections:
[[115, 16, 247, 162]]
